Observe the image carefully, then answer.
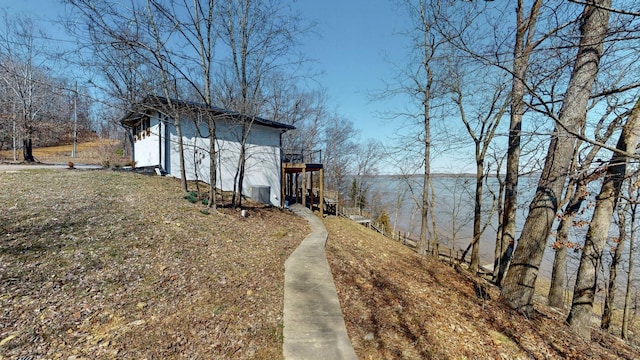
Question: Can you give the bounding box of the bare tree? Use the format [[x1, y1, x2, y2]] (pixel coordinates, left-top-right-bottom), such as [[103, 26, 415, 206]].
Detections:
[[215, 0, 306, 208], [384, 153, 420, 240], [147, 0, 221, 208], [0, 79, 15, 156], [0, 13, 55, 162], [322, 115, 358, 201], [500, 0, 612, 314], [269, 81, 326, 152], [439, 176, 474, 258], [494, 0, 545, 286], [65, 0, 190, 191], [352, 139, 384, 210], [392, 0, 454, 256], [621, 177, 639, 340], [459, 1, 582, 287], [76, 18, 153, 158], [601, 186, 630, 330], [392, 177, 410, 239], [448, 59, 508, 273], [548, 104, 625, 309], [567, 95, 640, 339], [488, 146, 507, 279], [143, 0, 191, 192]]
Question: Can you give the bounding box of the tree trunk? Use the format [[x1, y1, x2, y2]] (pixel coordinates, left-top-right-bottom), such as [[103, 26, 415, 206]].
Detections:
[[601, 207, 626, 330], [549, 96, 619, 308], [208, 117, 217, 210], [237, 143, 246, 208], [497, 0, 542, 287], [602, 199, 632, 330], [493, 171, 505, 280], [567, 95, 640, 339], [418, 92, 432, 256], [174, 115, 188, 193], [232, 133, 247, 209], [22, 137, 34, 162], [470, 150, 483, 273], [429, 175, 439, 256], [549, 180, 583, 308], [549, 243, 568, 308], [622, 202, 636, 339], [501, 0, 611, 315]]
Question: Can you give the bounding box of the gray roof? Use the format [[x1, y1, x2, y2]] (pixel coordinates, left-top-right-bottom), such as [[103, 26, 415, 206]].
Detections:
[[120, 95, 295, 131]]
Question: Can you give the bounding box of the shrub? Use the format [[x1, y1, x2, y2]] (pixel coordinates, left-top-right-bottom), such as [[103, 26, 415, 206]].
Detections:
[[184, 191, 198, 203], [67, 161, 75, 169], [376, 210, 391, 234]]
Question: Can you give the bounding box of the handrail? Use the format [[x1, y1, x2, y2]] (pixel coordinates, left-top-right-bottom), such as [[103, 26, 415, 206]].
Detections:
[[282, 149, 322, 163]]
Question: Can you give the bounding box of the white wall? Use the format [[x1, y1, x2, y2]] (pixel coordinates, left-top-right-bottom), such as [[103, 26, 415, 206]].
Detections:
[[132, 117, 161, 167], [160, 114, 283, 206]]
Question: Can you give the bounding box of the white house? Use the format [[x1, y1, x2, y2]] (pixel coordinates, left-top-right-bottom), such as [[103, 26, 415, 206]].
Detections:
[[120, 97, 295, 206]]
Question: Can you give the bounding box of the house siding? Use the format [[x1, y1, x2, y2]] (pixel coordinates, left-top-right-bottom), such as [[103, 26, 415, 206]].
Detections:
[[133, 116, 161, 168], [136, 112, 284, 206]]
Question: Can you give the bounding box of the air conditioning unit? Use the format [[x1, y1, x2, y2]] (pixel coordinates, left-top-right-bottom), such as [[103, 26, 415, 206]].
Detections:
[[251, 186, 271, 204]]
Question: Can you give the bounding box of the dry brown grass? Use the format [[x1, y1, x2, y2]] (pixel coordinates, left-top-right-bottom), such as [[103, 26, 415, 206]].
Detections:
[[325, 216, 640, 359], [4, 138, 638, 359], [0, 169, 308, 359], [0, 139, 126, 166]]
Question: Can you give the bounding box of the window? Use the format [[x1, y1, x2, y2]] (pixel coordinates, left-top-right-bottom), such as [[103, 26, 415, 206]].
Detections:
[[138, 117, 151, 139]]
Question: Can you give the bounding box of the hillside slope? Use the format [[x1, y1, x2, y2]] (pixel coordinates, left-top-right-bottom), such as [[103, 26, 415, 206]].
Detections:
[[0, 169, 308, 359], [0, 139, 123, 166], [325, 216, 639, 359]]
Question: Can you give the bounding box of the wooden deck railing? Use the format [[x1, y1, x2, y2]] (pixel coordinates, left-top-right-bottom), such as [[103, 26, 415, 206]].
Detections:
[[282, 149, 322, 164]]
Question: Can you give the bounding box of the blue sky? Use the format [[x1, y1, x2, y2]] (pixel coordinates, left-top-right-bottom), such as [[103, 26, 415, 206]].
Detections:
[[2, 0, 473, 172], [3, 1, 407, 129], [291, 0, 408, 142]]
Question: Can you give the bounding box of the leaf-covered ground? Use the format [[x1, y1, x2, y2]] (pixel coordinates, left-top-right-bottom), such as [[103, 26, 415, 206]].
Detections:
[[4, 152, 639, 359], [0, 139, 124, 166], [0, 169, 307, 359], [325, 216, 640, 360]]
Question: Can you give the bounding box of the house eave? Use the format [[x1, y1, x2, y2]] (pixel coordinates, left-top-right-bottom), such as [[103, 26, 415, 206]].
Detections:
[[120, 113, 143, 128], [119, 95, 295, 131]]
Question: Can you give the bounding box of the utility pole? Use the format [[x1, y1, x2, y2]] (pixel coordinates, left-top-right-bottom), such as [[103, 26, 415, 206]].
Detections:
[[12, 101, 17, 162], [72, 81, 77, 158]]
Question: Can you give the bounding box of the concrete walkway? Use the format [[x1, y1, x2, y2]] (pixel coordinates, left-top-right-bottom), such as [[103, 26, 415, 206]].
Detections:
[[283, 205, 357, 360]]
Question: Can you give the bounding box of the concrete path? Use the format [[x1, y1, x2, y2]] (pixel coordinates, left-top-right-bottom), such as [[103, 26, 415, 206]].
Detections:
[[283, 205, 357, 360]]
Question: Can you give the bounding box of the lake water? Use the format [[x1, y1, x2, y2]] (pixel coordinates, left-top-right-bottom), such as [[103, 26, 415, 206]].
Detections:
[[367, 174, 590, 281]]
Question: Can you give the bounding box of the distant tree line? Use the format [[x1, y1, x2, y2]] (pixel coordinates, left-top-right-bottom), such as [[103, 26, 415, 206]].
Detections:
[[0, 13, 94, 159]]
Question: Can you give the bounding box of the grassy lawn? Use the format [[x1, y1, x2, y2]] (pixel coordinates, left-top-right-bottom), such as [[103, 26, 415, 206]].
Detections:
[[0, 139, 127, 166], [0, 169, 307, 359]]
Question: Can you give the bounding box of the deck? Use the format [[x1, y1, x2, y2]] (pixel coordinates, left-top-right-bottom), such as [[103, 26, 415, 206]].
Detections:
[[281, 150, 325, 216]]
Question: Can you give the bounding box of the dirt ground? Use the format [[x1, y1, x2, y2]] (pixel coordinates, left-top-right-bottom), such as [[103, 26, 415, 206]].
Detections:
[[0, 169, 308, 359], [325, 216, 640, 360], [2, 159, 639, 359]]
